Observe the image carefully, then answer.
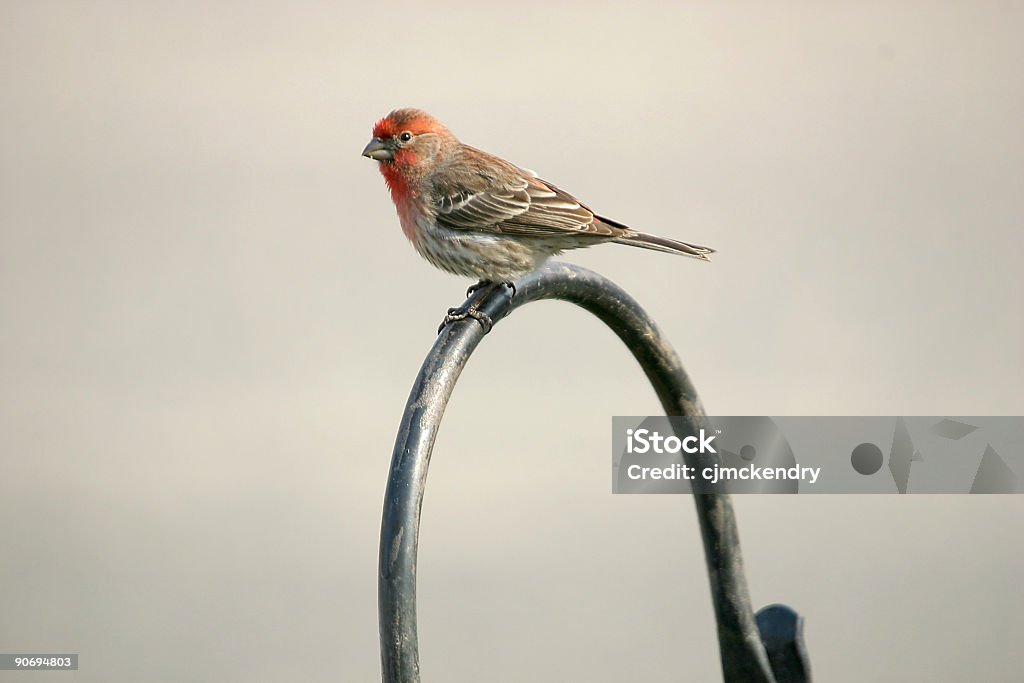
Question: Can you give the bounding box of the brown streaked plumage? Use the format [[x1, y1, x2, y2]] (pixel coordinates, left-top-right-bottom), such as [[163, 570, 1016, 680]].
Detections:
[[362, 108, 714, 282]]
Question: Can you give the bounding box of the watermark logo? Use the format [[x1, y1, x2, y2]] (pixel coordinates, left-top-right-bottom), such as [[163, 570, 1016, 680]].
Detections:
[[612, 417, 1022, 494], [626, 428, 717, 454]]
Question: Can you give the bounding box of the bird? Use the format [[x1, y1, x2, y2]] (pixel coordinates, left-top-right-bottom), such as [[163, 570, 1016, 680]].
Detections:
[[362, 108, 714, 331]]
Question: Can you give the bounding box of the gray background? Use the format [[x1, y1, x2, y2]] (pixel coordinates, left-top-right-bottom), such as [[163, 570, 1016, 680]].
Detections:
[[2, 1, 1022, 681]]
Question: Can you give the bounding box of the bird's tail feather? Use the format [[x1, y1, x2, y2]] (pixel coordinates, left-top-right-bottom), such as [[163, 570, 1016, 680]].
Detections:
[[611, 231, 715, 261], [597, 214, 714, 261]]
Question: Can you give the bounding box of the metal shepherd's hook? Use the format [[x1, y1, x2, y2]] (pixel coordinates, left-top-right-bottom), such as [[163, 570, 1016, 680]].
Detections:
[[378, 262, 810, 682]]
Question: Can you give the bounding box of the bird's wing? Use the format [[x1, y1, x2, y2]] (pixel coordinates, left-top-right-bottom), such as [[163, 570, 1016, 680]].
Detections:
[[431, 157, 619, 239]]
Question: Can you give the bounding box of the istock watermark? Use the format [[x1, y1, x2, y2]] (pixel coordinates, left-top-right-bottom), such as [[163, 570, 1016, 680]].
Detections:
[[625, 427, 718, 454], [612, 417, 1022, 494]]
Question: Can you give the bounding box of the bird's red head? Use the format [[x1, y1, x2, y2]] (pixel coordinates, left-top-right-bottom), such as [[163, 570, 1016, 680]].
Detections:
[[371, 108, 445, 140], [363, 108, 453, 204]]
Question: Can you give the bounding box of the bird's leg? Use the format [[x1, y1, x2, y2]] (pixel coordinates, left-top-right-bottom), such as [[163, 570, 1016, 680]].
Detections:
[[465, 280, 491, 298], [466, 280, 516, 298]]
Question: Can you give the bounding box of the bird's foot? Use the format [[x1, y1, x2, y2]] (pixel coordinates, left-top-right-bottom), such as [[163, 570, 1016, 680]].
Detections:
[[439, 281, 517, 334], [438, 305, 494, 335]]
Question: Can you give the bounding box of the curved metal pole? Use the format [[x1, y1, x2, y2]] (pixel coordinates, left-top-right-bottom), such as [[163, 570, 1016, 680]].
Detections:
[[380, 262, 778, 682]]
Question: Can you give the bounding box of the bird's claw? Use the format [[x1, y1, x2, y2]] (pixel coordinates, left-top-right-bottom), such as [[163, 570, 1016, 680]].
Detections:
[[438, 306, 494, 335]]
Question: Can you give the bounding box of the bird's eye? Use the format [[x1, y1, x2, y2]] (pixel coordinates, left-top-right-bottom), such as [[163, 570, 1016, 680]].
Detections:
[[399, 131, 413, 143]]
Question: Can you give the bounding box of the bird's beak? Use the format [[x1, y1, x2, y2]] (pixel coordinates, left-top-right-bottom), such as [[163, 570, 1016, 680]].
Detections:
[[362, 137, 393, 161]]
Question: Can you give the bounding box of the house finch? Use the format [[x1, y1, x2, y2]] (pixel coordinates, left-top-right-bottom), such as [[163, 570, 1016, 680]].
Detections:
[[362, 108, 714, 330]]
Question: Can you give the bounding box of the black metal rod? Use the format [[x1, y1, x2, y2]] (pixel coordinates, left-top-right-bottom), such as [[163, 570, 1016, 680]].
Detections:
[[379, 262, 778, 682]]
